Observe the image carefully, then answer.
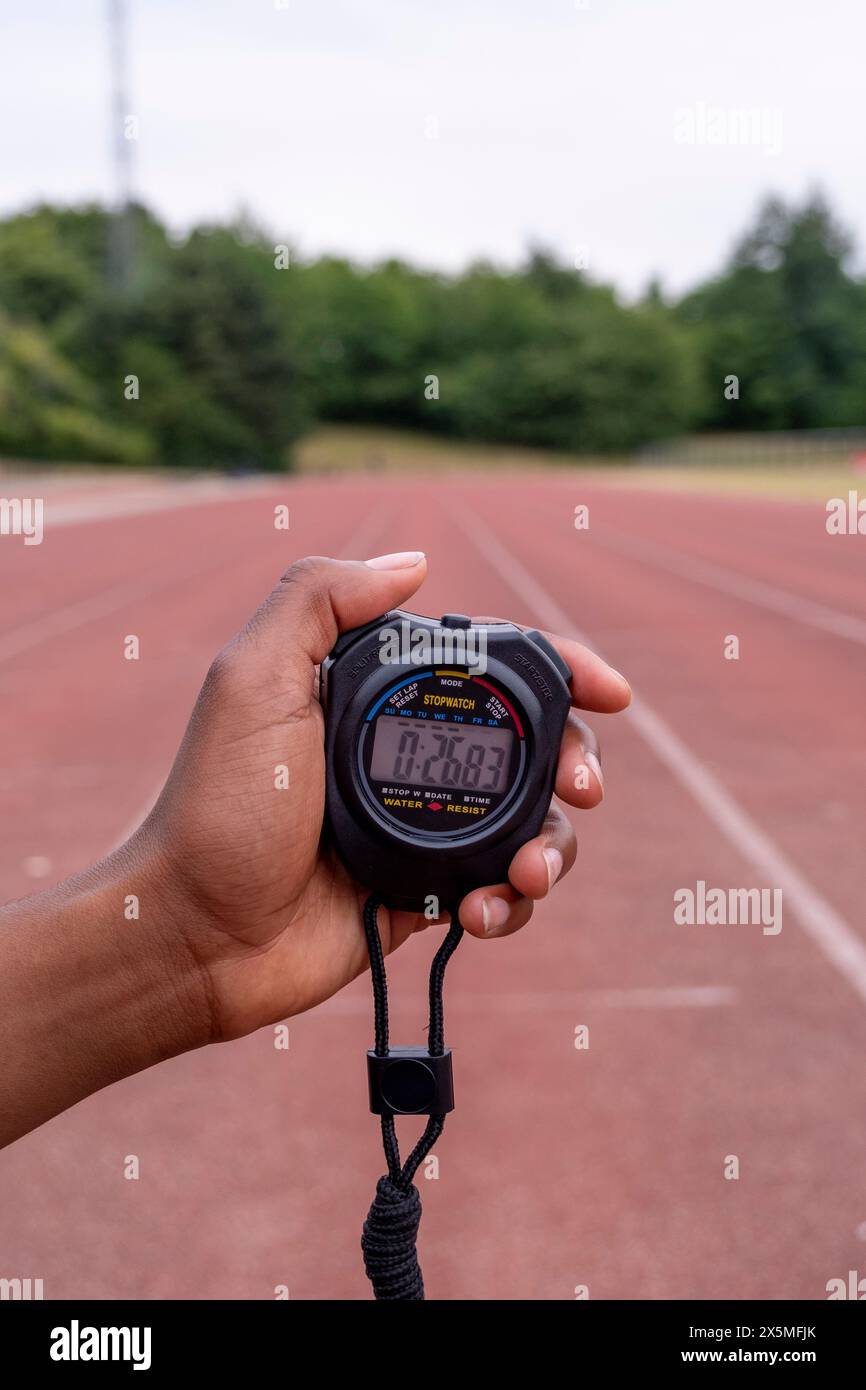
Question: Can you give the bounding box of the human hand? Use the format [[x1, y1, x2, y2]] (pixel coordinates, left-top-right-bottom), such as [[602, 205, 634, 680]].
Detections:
[[140, 552, 631, 1042]]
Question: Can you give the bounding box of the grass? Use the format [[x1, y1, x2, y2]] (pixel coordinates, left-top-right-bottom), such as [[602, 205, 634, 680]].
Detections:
[[294, 426, 865, 501], [598, 462, 865, 501], [293, 424, 619, 473]]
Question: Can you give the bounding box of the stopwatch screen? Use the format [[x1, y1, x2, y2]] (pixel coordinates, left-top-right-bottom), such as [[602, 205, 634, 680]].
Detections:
[[358, 668, 526, 835], [370, 718, 513, 792]]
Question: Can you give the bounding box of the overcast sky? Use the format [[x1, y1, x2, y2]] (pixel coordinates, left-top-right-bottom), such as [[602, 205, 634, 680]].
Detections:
[[2, 0, 863, 296]]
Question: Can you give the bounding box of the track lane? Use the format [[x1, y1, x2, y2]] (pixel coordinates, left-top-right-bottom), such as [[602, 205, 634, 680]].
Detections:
[[460, 474, 866, 934], [575, 481, 866, 617], [0, 472, 864, 1301]]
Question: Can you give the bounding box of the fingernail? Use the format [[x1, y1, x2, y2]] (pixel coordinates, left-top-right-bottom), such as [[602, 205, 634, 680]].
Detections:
[[482, 896, 511, 935], [365, 551, 425, 570], [585, 751, 604, 796], [610, 667, 632, 699], [543, 847, 563, 891]]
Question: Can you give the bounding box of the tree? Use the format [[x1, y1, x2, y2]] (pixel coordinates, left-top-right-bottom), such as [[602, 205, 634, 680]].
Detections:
[[678, 193, 866, 430]]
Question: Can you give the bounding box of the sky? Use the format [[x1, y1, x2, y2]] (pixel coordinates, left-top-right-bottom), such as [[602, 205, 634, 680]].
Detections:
[[1, 0, 863, 297]]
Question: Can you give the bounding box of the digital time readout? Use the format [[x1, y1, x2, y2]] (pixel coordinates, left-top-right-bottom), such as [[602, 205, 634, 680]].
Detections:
[[369, 716, 514, 793]]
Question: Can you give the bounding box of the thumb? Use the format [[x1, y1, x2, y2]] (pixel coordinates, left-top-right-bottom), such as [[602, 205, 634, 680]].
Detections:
[[250, 551, 428, 671]]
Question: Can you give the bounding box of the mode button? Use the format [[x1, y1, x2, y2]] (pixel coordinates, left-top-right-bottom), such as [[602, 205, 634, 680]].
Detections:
[[440, 613, 471, 629]]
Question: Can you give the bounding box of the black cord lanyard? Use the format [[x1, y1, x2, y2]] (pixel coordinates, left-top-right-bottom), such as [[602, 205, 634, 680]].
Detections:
[[360, 894, 463, 1300]]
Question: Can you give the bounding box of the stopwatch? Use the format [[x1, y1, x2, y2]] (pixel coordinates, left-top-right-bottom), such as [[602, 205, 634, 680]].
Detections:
[[321, 608, 574, 1300], [322, 609, 572, 911]]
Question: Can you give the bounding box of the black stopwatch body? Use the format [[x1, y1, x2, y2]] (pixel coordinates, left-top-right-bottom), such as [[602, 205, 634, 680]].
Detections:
[[322, 610, 572, 912]]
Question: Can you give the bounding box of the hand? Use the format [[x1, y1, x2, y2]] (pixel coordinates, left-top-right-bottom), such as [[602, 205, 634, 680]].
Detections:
[[140, 551, 632, 1042]]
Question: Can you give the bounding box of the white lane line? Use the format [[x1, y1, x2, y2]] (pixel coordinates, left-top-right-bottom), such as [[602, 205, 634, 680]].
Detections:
[[0, 575, 178, 665], [462, 511, 866, 1009], [43, 479, 273, 529], [0, 541, 255, 666], [0, 490, 387, 668], [588, 523, 866, 648], [337, 503, 394, 564], [586, 985, 735, 1009], [105, 504, 393, 851], [317, 985, 736, 1016], [0, 488, 276, 665]]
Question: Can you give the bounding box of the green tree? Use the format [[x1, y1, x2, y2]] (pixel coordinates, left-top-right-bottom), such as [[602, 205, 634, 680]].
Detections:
[[678, 192, 866, 430], [0, 309, 150, 464]]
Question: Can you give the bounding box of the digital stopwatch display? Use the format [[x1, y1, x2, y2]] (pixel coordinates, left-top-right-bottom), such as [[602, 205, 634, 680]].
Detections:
[[358, 669, 526, 835], [370, 719, 513, 792]]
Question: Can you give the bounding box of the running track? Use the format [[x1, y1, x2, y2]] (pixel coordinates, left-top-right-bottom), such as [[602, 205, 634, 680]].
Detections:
[[1, 469, 865, 1301]]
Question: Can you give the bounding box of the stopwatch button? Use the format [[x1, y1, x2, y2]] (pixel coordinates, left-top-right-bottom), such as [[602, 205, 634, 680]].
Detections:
[[525, 628, 573, 685], [440, 613, 471, 629]]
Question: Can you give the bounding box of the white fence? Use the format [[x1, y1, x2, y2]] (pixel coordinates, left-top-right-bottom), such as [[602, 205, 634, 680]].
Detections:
[[636, 430, 866, 467]]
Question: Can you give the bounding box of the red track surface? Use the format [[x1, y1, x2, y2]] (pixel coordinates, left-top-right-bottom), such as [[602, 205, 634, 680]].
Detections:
[[1, 470, 865, 1301]]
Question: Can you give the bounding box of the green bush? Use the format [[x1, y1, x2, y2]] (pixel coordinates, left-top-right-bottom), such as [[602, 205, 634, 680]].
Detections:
[[0, 311, 150, 463], [0, 192, 863, 467]]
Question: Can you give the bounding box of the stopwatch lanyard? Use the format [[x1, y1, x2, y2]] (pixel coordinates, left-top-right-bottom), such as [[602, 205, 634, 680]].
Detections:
[[360, 893, 463, 1300]]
